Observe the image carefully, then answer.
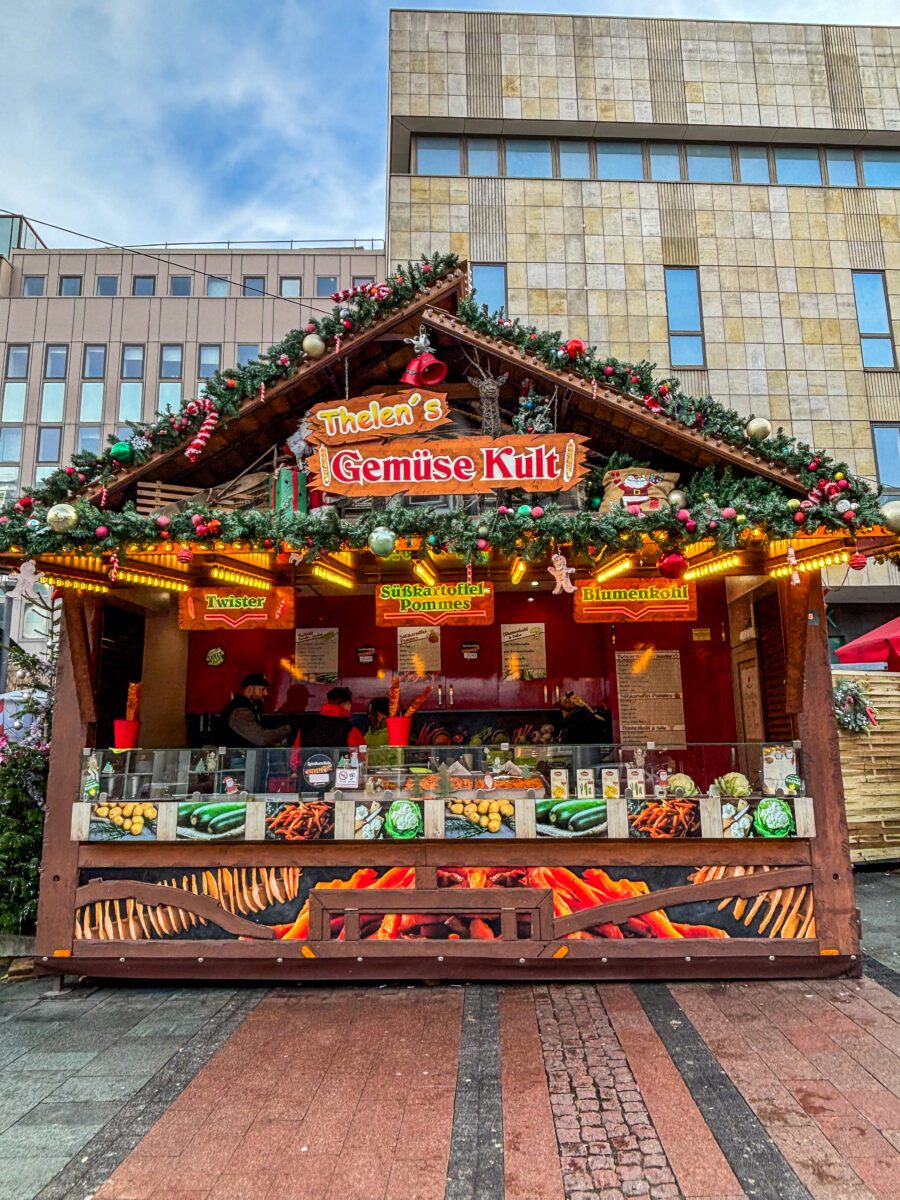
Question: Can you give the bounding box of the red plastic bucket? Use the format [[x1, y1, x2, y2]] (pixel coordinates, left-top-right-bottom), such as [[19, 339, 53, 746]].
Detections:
[[113, 719, 141, 749], [386, 716, 412, 747]]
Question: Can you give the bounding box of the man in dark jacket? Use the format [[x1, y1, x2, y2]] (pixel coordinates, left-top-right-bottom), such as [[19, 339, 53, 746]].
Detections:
[[559, 691, 612, 745], [302, 686, 365, 749], [219, 674, 292, 748]]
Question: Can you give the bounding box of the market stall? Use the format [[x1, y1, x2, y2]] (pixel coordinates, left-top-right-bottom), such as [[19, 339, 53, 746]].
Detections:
[[7, 255, 900, 982]]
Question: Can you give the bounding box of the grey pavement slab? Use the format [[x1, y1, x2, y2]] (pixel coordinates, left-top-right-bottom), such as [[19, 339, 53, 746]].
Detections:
[[855, 866, 900, 973]]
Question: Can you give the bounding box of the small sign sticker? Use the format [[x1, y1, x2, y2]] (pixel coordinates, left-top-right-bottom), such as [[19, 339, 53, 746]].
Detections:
[[302, 753, 335, 791], [692, 628, 711, 641], [357, 645, 376, 664], [461, 640, 481, 661], [206, 647, 226, 666]]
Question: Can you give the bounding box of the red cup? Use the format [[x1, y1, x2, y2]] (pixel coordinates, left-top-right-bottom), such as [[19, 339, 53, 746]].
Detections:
[[113, 719, 141, 749], [386, 716, 412, 747]]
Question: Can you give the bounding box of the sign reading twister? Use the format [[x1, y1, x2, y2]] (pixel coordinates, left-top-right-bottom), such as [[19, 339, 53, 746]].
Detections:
[[574, 577, 697, 623], [179, 587, 296, 630]]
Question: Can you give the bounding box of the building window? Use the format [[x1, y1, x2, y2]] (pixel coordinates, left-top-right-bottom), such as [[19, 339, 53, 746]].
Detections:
[[242, 276, 265, 297], [119, 382, 143, 422], [0, 427, 22, 462], [79, 382, 104, 422], [95, 275, 119, 297], [132, 275, 156, 297], [649, 143, 681, 181], [22, 275, 45, 297], [416, 135, 461, 175], [160, 345, 183, 379], [44, 345, 67, 379], [826, 148, 858, 186], [37, 427, 61, 462], [158, 382, 181, 408], [206, 276, 229, 297], [686, 143, 733, 183], [467, 137, 499, 176], [738, 146, 770, 184], [873, 426, 900, 491], [352, 276, 374, 288], [471, 264, 507, 314], [22, 596, 52, 640], [506, 138, 552, 178], [598, 141, 644, 181], [237, 344, 259, 366], [280, 277, 302, 298], [315, 276, 338, 297], [76, 426, 102, 454], [33, 466, 56, 483], [774, 146, 822, 186], [558, 140, 591, 179], [121, 345, 144, 379], [852, 271, 896, 369], [1, 383, 26, 422], [58, 275, 82, 297], [0, 468, 18, 505], [82, 344, 106, 379], [6, 345, 29, 379], [198, 345, 221, 378], [40, 382, 65, 422], [664, 267, 705, 367], [169, 275, 192, 297], [861, 149, 900, 188]]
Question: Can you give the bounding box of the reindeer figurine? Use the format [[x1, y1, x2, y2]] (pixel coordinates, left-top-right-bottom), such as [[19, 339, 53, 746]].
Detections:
[[464, 350, 508, 439]]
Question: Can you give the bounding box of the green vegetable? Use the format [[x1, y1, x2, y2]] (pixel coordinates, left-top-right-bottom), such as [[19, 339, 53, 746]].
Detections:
[[714, 772, 752, 799], [667, 773, 698, 796], [753, 796, 794, 838], [189, 802, 246, 828], [567, 806, 608, 832], [207, 810, 247, 834], [534, 799, 557, 821], [550, 800, 603, 827], [384, 799, 423, 839]]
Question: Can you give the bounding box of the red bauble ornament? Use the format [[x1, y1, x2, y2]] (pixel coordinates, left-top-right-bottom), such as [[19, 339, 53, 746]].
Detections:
[[264, 538, 274, 549], [77, 473, 86, 483], [603, 365, 614, 377], [195, 523, 209, 537], [306, 323, 315, 333], [160, 530, 170, 540], [530, 506, 544, 519], [564, 338, 585, 359], [191, 514, 203, 526], [17, 496, 32, 509], [658, 384, 669, 396], [225, 378, 237, 390], [207, 519, 222, 535], [657, 551, 688, 579], [707, 520, 718, 531], [627, 504, 642, 516], [793, 511, 807, 524], [497, 505, 509, 515], [156, 514, 170, 528], [342, 319, 352, 329], [721, 507, 737, 519], [837, 478, 851, 490], [850, 551, 867, 570], [630, 375, 639, 384], [685, 520, 697, 532], [675, 508, 691, 522], [476, 537, 489, 551], [842, 511, 856, 523], [95, 526, 109, 538], [65, 466, 75, 475]]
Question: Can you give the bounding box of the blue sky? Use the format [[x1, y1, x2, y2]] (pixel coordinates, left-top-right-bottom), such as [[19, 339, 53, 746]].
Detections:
[[2, 0, 897, 249]]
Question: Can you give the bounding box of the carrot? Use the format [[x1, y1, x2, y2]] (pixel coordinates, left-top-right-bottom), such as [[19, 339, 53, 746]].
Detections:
[[670, 922, 728, 939], [469, 917, 495, 940]]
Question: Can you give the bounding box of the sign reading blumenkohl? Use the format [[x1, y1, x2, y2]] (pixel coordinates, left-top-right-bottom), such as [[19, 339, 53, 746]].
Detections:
[[574, 577, 697, 623]]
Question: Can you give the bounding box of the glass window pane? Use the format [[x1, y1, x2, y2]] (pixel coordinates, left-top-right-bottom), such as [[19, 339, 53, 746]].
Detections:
[[316, 276, 338, 297], [873, 426, 900, 488], [45, 345, 67, 378], [467, 137, 499, 176], [669, 335, 705, 367], [132, 276, 155, 297], [861, 149, 900, 188], [826, 148, 857, 186], [119, 382, 143, 422], [59, 276, 82, 297], [169, 275, 191, 297], [649, 143, 681, 181], [158, 382, 181, 408], [40, 382, 65, 422], [242, 276, 265, 297], [506, 138, 553, 178], [83, 345, 106, 378], [774, 146, 822, 185], [471, 264, 507, 313], [77, 427, 102, 453], [237, 344, 259, 366], [22, 599, 51, 640], [80, 382, 104, 421], [198, 345, 220, 377], [37, 427, 61, 462], [664, 267, 702, 331], [738, 145, 770, 183], [686, 143, 733, 182], [352, 275, 374, 287], [22, 275, 45, 297], [160, 345, 183, 379], [2, 383, 26, 422], [417, 135, 460, 175], [95, 275, 118, 297], [280, 277, 302, 298], [559, 140, 591, 179], [0, 467, 18, 504], [122, 345, 144, 379], [597, 141, 643, 180], [0, 428, 22, 462], [206, 276, 229, 297], [861, 338, 895, 369], [6, 345, 28, 378], [853, 272, 891, 334], [33, 465, 56, 483]]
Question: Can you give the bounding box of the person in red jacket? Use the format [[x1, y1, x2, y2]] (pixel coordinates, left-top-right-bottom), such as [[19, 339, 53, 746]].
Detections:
[[297, 686, 365, 750]]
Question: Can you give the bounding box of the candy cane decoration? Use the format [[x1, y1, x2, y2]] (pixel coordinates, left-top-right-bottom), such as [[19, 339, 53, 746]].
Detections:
[[184, 398, 219, 463], [108, 553, 120, 583], [787, 545, 800, 587], [98, 486, 108, 509]]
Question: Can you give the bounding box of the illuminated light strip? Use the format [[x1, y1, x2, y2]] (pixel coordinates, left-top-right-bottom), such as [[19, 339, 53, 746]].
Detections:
[[768, 550, 850, 578], [683, 553, 743, 581], [39, 574, 110, 594], [510, 556, 527, 586], [682, 539, 716, 560], [311, 561, 355, 590], [593, 555, 632, 584], [41, 554, 106, 573], [413, 558, 439, 587], [116, 569, 190, 592], [210, 566, 271, 590]]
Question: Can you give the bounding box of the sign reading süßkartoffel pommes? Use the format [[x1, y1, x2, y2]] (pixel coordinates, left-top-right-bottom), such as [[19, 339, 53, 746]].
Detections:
[[309, 434, 588, 497], [574, 577, 697, 623], [376, 581, 494, 627]]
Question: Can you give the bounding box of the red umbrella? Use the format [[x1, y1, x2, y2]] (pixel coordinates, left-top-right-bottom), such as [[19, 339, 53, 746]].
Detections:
[[834, 615, 900, 670]]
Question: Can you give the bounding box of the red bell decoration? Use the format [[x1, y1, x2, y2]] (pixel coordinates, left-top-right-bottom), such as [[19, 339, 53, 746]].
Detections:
[[401, 325, 447, 387], [849, 551, 867, 571], [657, 551, 688, 579]]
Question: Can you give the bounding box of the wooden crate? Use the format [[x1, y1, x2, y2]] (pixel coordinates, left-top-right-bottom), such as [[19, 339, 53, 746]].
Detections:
[[135, 481, 198, 515], [834, 670, 900, 863]]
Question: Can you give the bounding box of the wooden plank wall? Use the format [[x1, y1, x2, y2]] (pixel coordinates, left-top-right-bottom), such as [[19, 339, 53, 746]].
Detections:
[[834, 670, 900, 863]]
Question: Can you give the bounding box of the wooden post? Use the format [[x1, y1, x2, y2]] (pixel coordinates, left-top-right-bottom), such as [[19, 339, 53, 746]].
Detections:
[[778, 575, 812, 714]]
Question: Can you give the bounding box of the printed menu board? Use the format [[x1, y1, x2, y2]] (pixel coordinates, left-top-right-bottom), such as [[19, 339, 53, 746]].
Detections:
[[615, 650, 686, 744], [397, 626, 441, 676], [501, 623, 547, 681], [294, 628, 339, 682]]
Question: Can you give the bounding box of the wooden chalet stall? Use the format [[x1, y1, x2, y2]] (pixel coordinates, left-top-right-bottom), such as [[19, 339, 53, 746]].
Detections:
[[9, 258, 899, 982]]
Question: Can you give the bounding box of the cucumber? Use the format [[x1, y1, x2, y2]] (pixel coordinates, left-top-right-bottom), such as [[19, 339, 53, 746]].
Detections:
[[534, 799, 557, 821], [207, 810, 247, 834], [176, 801, 206, 819], [550, 799, 598, 826], [190, 802, 245, 828], [568, 806, 608, 832]]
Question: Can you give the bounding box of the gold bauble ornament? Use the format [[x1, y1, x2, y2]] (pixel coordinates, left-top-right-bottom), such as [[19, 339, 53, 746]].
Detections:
[[667, 490, 687, 509], [745, 416, 772, 441], [880, 499, 900, 534], [302, 333, 326, 359], [46, 503, 78, 533]]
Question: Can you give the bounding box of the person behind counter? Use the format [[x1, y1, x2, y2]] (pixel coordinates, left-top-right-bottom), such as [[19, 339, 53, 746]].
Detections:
[[301, 686, 365, 749], [219, 674, 292, 748], [364, 697, 390, 748], [559, 691, 612, 745]]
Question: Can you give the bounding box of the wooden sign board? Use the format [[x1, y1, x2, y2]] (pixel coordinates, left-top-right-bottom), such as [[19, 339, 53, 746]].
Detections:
[[179, 587, 295, 631], [310, 434, 588, 498], [574, 577, 697, 623], [304, 389, 451, 446], [376, 581, 495, 627]]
